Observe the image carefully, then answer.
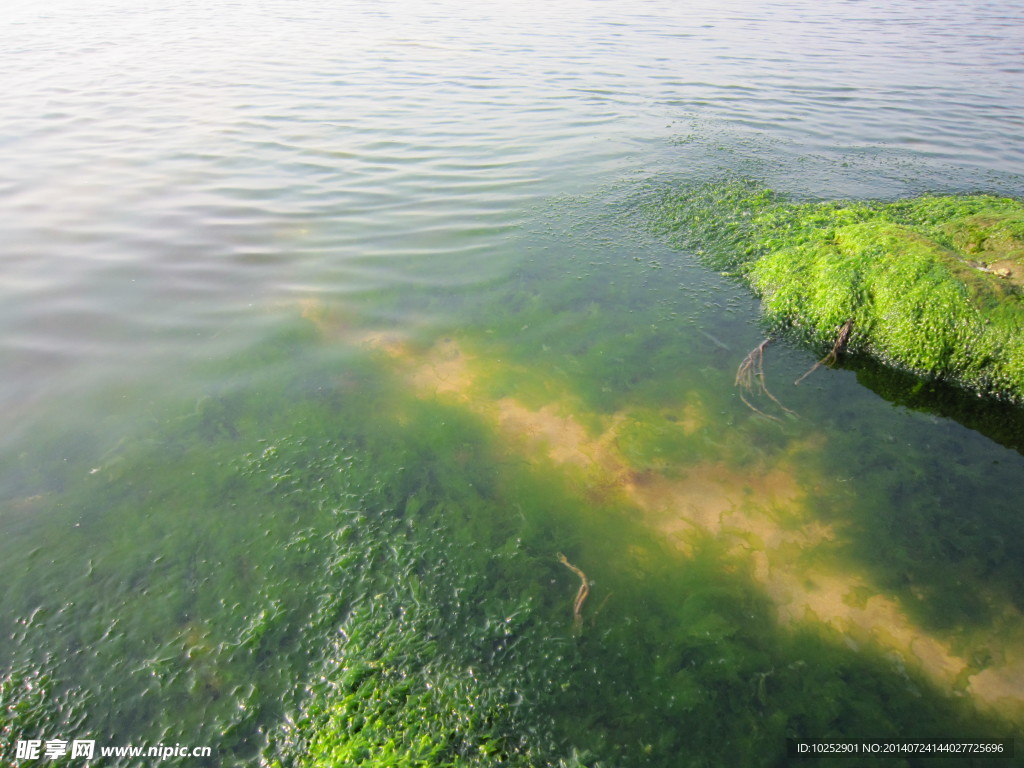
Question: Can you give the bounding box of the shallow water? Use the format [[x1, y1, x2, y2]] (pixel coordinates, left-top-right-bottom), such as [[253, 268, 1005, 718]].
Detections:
[[2, 0, 1024, 765]]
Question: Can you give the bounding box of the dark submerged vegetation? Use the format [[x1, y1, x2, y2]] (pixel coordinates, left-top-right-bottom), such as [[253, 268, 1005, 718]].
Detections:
[[2, 317, 1016, 768]]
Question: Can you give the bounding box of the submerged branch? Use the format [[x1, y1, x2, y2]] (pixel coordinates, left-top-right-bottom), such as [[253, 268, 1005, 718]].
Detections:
[[735, 338, 797, 420], [795, 319, 854, 385], [557, 552, 590, 632]]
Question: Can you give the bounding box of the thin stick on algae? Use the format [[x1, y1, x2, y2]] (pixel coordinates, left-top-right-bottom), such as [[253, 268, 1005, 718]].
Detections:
[[557, 553, 590, 631], [794, 319, 854, 386], [735, 339, 797, 420]]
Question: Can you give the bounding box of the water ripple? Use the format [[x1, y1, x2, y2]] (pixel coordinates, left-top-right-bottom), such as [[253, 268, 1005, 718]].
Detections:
[[1, 0, 1023, 453]]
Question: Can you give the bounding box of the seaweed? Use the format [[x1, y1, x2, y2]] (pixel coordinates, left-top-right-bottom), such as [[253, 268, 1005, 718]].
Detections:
[[4, 232, 1023, 767], [647, 180, 1024, 401]]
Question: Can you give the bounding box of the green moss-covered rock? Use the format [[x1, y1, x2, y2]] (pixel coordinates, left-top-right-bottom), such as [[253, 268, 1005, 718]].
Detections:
[[650, 182, 1024, 400]]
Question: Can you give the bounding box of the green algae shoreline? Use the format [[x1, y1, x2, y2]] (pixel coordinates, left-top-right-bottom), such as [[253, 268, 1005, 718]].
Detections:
[[649, 182, 1024, 402]]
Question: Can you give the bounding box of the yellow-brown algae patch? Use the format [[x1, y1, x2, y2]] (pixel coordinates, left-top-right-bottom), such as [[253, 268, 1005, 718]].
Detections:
[[298, 298, 352, 342], [494, 399, 629, 480], [763, 566, 966, 683], [969, 660, 1024, 721], [297, 297, 417, 357], [959, 615, 1024, 719], [628, 470, 736, 537], [360, 332, 414, 360], [318, 328, 1024, 717], [410, 338, 477, 400], [496, 399, 598, 469], [677, 393, 708, 435]]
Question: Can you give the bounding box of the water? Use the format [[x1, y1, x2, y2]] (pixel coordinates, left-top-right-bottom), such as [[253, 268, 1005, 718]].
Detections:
[[2, 0, 1024, 765]]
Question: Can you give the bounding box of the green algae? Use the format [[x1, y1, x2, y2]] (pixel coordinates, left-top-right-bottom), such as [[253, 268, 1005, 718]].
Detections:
[[615, 407, 701, 474], [0, 668, 68, 762], [649, 180, 1024, 401], [5, 199, 1024, 768], [2, 310, 1016, 768]]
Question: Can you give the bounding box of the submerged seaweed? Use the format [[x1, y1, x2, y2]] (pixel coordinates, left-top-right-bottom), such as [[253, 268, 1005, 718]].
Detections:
[[4, 200, 1024, 767], [3, 317, 1015, 768]]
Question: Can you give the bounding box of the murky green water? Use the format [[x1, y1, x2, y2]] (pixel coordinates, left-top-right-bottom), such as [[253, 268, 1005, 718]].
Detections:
[[2, 0, 1024, 765]]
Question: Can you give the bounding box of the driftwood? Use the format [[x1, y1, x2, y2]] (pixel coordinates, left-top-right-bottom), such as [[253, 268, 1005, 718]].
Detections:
[[795, 319, 854, 385], [735, 339, 796, 421]]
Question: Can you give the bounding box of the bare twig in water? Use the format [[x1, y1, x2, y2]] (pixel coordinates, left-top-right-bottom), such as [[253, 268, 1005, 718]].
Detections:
[[795, 319, 854, 385], [557, 552, 590, 632], [735, 339, 797, 420]]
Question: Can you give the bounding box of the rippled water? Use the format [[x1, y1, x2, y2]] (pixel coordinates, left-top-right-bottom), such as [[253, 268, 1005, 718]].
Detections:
[[3, 0, 1022, 449], [2, 0, 1024, 764]]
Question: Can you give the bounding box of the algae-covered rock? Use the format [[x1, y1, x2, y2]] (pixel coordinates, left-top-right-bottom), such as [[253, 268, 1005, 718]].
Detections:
[[651, 182, 1024, 401]]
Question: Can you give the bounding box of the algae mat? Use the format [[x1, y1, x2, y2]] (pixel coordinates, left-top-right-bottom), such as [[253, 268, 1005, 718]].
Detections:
[[264, 297, 1024, 766], [325, 317, 1024, 720], [3, 297, 1021, 767], [650, 183, 1024, 401]]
